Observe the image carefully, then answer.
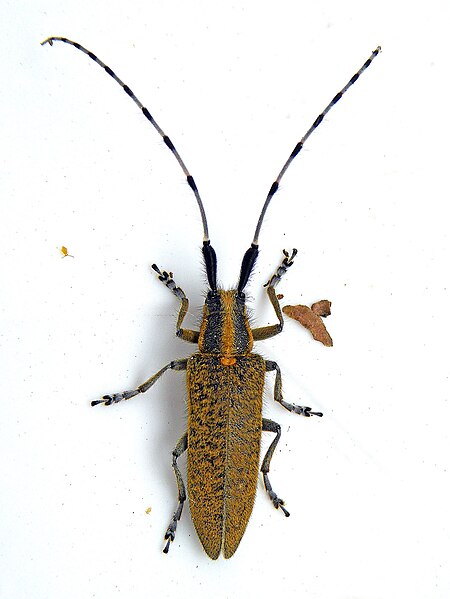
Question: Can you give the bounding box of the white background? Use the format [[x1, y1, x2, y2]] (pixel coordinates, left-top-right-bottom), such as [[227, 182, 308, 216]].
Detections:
[[1, 1, 449, 598]]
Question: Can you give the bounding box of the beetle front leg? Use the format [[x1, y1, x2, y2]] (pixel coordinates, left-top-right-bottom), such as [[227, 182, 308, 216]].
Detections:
[[152, 265, 199, 344], [252, 249, 297, 341], [261, 418, 289, 517], [91, 359, 187, 406], [163, 432, 188, 554], [265, 360, 323, 417]]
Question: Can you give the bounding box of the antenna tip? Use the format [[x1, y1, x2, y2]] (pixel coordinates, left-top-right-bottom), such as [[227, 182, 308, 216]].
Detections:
[[41, 37, 54, 46]]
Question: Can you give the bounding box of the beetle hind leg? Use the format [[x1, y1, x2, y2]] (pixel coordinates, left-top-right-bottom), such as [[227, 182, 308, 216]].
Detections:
[[261, 418, 289, 517], [163, 432, 188, 554]]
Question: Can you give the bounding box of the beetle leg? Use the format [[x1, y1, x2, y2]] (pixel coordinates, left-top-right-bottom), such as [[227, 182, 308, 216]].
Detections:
[[261, 418, 289, 517], [152, 264, 200, 344], [91, 359, 187, 406], [163, 432, 188, 554], [265, 360, 323, 417], [252, 250, 297, 341], [251, 286, 283, 341], [264, 248, 297, 289]]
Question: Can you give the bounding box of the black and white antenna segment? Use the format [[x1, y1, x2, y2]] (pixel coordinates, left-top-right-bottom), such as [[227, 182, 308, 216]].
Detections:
[[42, 37, 380, 252]]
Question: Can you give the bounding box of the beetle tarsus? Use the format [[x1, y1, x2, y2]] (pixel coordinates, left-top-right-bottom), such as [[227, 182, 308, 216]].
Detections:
[[304, 407, 324, 417], [163, 502, 184, 554], [91, 398, 106, 407], [264, 248, 298, 288], [91, 389, 140, 407], [281, 400, 323, 417], [263, 472, 290, 517], [152, 264, 186, 300]]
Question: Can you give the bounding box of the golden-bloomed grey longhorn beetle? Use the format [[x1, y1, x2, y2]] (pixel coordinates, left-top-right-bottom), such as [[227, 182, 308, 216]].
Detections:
[[42, 37, 380, 559]]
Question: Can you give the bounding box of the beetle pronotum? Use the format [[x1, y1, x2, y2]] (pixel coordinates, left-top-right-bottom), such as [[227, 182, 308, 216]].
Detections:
[[42, 37, 380, 559]]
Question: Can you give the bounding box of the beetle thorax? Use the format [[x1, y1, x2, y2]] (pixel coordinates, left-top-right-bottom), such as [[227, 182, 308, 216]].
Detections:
[[198, 289, 253, 359]]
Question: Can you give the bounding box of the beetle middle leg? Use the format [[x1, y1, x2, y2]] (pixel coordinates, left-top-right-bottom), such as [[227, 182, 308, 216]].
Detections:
[[265, 360, 323, 417], [261, 418, 290, 517], [152, 264, 200, 344], [91, 358, 187, 406], [163, 432, 188, 554], [252, 249, 297, 341]]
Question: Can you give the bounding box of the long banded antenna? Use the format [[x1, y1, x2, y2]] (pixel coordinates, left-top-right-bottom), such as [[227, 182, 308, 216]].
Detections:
[[252, 46, 381, 246], [41, 36, 210, 244]]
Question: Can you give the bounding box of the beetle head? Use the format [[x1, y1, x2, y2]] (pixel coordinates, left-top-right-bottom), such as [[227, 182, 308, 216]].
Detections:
[[200, 288, 253, 355]]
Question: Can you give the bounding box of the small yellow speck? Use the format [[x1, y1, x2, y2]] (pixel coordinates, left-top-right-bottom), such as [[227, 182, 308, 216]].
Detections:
[[60, 246, 74, 258]]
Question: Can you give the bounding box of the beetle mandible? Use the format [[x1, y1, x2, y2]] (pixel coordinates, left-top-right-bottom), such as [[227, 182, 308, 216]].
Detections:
[[42, 37, 380, 559]]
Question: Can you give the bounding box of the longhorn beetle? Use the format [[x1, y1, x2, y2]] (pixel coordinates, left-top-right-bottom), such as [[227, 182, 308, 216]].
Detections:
[[42, 37, 380, 559]]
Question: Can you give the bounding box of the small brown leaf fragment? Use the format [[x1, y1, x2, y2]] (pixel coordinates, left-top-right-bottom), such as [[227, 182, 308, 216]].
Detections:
[[311, 299, 332, 318], [283, 304, 333, 347], [276, 293, 284, 300]]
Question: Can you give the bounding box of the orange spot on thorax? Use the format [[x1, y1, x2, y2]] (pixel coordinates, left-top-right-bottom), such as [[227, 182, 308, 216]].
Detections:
[[221, 356, 237, 366]]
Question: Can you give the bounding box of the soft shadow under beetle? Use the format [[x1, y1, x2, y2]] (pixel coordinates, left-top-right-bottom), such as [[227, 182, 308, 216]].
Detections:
[[42, 37, 380, 559]]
